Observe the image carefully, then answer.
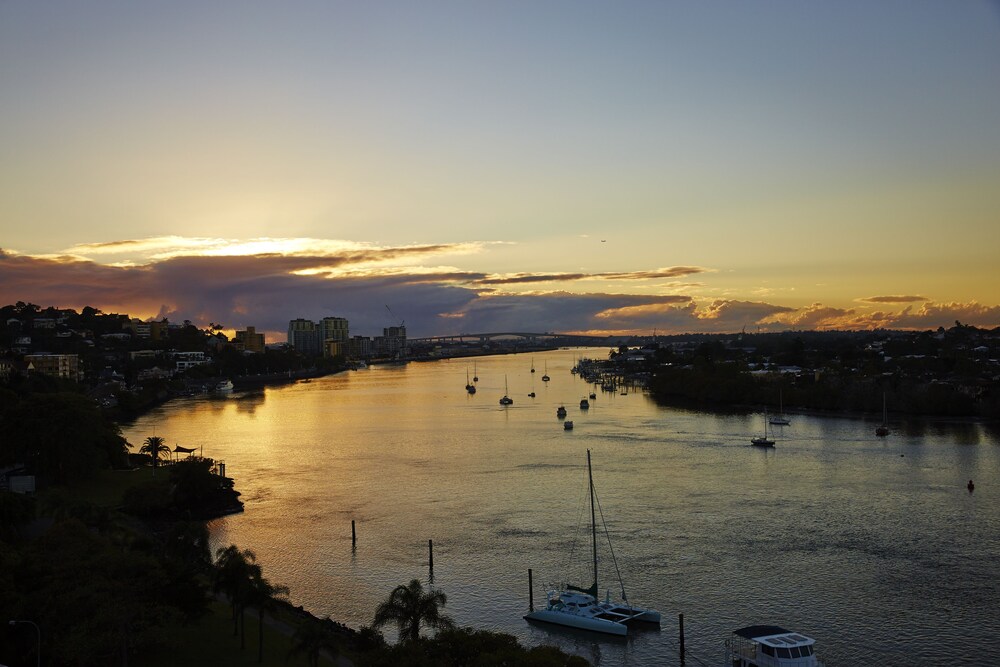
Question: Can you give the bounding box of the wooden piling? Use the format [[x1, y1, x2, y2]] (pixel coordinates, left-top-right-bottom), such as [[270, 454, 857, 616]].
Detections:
[[679, 613, 685, 665], [351, 520, 356, 545], [528, 568, 534, 611], [428, 539, 434, 570]]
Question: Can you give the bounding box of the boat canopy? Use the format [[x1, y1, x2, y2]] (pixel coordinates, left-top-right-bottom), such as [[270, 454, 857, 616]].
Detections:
[[733, 625, 815, 648]]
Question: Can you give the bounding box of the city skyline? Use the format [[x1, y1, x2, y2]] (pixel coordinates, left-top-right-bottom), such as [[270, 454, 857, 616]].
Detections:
[[2, 2, 999, 339]]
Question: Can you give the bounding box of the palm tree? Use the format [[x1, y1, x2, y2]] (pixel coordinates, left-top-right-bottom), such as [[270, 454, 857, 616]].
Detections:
[[139, 435, 170, 474], [213, 545, 256, 644], [246, 562, 289, 663], [372, 578, 454, 643], [288, 617, 340, 667]]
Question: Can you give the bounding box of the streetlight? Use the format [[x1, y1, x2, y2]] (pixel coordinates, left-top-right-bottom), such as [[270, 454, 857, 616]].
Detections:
[[8, 620, 40, 667]]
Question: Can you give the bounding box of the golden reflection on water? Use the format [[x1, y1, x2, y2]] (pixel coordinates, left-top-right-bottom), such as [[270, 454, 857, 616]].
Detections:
[[121, 349, 1000, 666]]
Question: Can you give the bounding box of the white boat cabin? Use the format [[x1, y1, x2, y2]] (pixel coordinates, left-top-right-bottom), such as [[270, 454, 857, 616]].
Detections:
[[726, 625, 823, 667]]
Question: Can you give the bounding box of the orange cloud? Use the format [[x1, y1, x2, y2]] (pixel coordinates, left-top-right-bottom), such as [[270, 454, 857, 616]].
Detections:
[[767, 301, 1000, 331], [594, 299, 694, 319], [475, 266, 710, 285], [857, 295, 929, 304], [890, 301, 1000, 329], [698, 300, 795, 322]]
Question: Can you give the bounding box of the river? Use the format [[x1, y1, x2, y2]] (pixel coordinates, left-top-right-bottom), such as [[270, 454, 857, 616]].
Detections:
[[122, 348, 1000, 666]]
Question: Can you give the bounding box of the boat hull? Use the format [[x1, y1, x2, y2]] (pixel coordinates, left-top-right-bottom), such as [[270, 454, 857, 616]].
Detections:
[[524, 610, 628, 636]]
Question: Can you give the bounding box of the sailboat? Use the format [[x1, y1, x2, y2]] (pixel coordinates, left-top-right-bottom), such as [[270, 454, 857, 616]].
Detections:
[[499, 375, 513, 405], [524, 450, 660, 636], [769, 390, 790, 426], [875, 393, 889, 437], [473, 363, 478, 383], [466, 369, 476, 394], [531, 358, 536, 373], [751, 409, 775, 447], [541, 361, 550, 382]]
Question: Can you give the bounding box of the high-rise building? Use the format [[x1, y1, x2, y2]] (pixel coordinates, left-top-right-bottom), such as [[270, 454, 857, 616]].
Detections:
[[287, 319, 321, 357], [346, 335, 373, 360], [319, 317, 349, 356], [376, 325, 407, 358]]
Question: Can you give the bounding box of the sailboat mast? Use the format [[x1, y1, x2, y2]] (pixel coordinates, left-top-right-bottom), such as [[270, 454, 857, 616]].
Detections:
[[588, 449, 598, 594]]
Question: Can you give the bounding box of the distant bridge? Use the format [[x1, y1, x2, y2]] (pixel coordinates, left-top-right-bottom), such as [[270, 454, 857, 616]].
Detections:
[[408, 332, 617, 346]]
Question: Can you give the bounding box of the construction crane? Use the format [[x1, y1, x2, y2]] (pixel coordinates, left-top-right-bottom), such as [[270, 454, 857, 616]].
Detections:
[[385, 304, 404, 328]]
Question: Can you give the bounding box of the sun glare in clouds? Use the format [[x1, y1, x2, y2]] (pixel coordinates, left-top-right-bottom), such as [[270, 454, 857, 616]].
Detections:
[[65, 237, 370, 262], [60, 237, 486, 267]]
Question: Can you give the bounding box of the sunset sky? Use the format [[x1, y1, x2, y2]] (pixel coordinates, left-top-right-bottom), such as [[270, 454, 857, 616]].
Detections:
[[2, 1, 999, 339]]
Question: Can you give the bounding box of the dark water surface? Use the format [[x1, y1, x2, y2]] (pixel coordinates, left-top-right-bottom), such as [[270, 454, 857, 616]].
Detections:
[[123, 349, 1000, 666]]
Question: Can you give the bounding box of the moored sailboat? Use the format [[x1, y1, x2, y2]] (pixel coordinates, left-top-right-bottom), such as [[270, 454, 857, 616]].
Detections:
[[524, 450, 660, 636], [499, 375, 513, 405], [769, 390, 790, 426], [752, 409, 775, 447], [876, 392, 889, 437]]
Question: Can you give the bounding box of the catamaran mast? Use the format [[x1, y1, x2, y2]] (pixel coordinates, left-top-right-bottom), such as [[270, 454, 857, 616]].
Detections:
[[588, 449, 598, 594]]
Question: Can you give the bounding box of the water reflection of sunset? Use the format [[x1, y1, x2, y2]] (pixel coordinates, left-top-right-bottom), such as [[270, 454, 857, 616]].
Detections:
[[121, 349, 1000, 664]]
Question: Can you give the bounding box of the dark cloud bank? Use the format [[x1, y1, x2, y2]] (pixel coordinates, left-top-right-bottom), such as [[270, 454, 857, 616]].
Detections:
[[2, 251, 998, 339]]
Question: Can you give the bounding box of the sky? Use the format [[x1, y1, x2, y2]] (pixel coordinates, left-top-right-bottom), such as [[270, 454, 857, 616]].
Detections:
[[2, 1, 999, 340]]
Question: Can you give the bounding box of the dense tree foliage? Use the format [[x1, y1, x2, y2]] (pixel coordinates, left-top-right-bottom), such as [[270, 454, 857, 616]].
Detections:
[[121, 457, 243, 520], [646, 326, 999, 419], [288, 616, 342, 667], [0, 391, 129, 483], [357, 627, 590, 667], [0, 518, 206, 666]]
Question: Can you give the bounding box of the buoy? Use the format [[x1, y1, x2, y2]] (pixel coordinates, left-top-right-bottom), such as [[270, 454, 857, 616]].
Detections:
[[968, 479, 975, 492]]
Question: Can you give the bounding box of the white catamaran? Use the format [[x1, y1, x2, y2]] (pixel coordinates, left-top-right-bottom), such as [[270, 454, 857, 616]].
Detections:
[[524, 450, 660, 636]]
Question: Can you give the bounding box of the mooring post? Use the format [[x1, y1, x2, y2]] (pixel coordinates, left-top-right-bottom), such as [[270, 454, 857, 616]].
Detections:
[[679, 613, 686, 665], [351, 520, 356, 545], [428, 539, 434, 571], [528, 568, 534, 611]]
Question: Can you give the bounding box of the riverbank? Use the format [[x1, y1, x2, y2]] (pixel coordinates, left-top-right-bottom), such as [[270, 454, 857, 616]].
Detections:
[[108, 367, 346, 425]]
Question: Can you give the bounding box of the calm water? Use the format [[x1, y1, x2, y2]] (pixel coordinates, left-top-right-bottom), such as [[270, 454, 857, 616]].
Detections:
[[123, 349, 1000, 666]]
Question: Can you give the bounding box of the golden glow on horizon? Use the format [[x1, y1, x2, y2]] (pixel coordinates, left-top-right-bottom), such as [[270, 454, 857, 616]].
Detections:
[[2, 235, 999, 334]]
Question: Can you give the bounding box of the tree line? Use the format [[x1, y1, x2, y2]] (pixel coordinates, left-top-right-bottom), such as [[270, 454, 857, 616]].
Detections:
[[644, 327, 1000, 419]]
